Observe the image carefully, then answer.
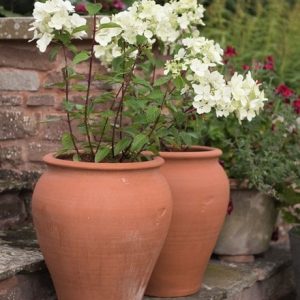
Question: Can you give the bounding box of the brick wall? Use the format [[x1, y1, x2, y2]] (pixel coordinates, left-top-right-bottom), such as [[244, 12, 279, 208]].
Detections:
[[0, 19, 108, 176], [0, 18, 108, 227]]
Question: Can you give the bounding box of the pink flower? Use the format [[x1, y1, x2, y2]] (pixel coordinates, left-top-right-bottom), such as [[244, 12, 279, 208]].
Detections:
[[243, 64, 250, 71], [75, 3, 87, 14], [275, 84, 294, 98], [112, 0, 126, 10], [224, 46, 237, 58], [293, 99, 300, 114], [263, 56, 274, 70]]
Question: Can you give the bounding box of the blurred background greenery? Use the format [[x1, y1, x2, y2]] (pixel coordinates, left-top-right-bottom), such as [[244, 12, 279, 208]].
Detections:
[[0, 0, 299, 92]]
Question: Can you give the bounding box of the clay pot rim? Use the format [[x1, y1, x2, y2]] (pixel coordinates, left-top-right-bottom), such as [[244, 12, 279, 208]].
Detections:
[[159, 146, 222, 159], [43, 153, 164, 171]]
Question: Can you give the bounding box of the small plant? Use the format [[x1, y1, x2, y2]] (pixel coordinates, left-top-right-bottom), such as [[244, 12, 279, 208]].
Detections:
[[30, 0, 266, 163]]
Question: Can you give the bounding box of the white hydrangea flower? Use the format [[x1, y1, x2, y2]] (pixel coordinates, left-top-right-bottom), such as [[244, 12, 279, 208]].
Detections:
[[190, 59, 212, 77], [228, 72, 268, 121], [95, 17, 122, 47], [94, 0, 207, 65], [30, 0, 86, 52], [182, 37, 223, 65]]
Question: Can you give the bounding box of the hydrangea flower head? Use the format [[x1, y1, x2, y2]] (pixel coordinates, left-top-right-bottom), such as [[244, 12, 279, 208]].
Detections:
[[30, 0, 87, 52]]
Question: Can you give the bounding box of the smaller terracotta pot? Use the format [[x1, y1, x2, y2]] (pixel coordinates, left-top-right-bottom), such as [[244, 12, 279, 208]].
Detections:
[[146, 146, 229, 297], [214, 186, 278, 256]]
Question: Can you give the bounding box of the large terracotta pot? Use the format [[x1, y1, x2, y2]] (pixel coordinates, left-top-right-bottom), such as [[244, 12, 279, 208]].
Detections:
[[214, 187, 277, 258], [32, 154, 172, 300], [146, 146, 229, 297]]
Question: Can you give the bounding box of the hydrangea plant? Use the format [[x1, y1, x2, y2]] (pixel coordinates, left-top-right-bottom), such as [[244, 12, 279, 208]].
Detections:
[[188, 47, 300, 204], [30, 0, 267, 162]]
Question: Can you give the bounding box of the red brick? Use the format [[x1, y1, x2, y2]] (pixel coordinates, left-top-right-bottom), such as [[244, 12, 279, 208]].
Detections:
[[27, 95, 55, 107]]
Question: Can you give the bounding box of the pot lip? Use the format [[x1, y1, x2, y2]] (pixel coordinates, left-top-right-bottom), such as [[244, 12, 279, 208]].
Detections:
[[159, 146, 222, 159], [43, 153, 164, 171]]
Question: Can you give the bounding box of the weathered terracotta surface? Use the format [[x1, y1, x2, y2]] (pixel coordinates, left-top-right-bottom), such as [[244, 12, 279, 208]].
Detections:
[[146, 146, 229, 297], [32, 154, 172, 300], [214, 189, 277, 256]]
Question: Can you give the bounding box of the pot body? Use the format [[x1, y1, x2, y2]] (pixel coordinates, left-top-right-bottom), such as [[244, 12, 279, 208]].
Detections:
[[214, 188, 277, 255], [289, 226, 300, 300], [146, 146, 229, 297], [32, 154, 172, 300]]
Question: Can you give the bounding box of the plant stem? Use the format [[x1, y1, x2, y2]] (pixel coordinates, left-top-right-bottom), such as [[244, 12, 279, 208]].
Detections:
[[147, 85, 176, 140], [94, 83, 124, 155], [62, 45, 81, 158], [151, 65, 156, 85], [127, 84, 176, 160], [119, 42, 126, 141], [84, 14, 97, 159], [111, 52, 140, 158]]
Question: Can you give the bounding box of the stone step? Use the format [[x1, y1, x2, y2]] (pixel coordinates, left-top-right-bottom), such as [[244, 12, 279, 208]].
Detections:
[[0, 224, 296, 300]]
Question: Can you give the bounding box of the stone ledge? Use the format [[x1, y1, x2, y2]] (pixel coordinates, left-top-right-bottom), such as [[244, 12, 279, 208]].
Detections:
[[0, 224, 296, 300], [0, 169, 41, 193], [0, 17, 95, 40]]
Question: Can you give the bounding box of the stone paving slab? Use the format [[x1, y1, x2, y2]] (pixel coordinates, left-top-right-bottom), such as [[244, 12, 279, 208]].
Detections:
[[0, 224, 295, 300], [144, 245, 294, 300]]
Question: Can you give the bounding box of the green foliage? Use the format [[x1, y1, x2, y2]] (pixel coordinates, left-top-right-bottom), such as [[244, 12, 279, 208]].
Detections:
[[203, 0, 300, 93], [0, 0, 34, 16]]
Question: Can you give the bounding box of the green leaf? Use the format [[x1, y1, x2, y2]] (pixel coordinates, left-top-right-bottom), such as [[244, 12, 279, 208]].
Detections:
[[67, 43, 78, 54], [72, 25, 88, 34], [86, 3, 102, 15], [93, 92, 114, 103], [62, 100, 75, 112], [73, 153, 81, 161], [153, 75, 171, 87], [49, 45, 61, 62], [75, 104, 85, 111], [142, 48, 155, 65], [133, 76, 152, 90], [45, 82, 66, 89], [148, 88, 164, 100], [179, 131, 193, 146], [72, 83, 88, 92], [99, 22, 121, 30], [56, 32, 71, 45], [136, 35, 148, 45], [146, 106, 160, 123], [130, 134, 149, 152], [173, 75, 185, 90], [95, 147, 110, 163], [114, 138, 131, 156], [279, 187, 300, 205], [0, 5, 23, 17], [62, 133, 74, 150], [112, 56, 125, 73], [73, 51, 90, 64], [100, 110, 114, 118]]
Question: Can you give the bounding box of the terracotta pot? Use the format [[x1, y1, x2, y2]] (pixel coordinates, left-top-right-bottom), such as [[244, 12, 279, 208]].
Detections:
[[32, 154, 172, 300], [146, 146, 229, 297], [214, 187, 277, 257]]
